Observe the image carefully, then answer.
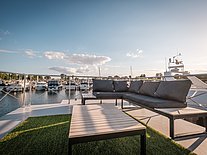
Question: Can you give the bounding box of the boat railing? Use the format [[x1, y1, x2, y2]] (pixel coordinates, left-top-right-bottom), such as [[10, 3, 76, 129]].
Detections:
[[1, 73, 207, 109], [0, 74, 32, 108]]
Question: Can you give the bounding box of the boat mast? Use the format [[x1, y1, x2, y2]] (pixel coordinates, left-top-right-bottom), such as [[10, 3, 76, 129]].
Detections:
[[22, 74, 26, 108], [130, 66, 133, 78], [98, 66, 101, 77]]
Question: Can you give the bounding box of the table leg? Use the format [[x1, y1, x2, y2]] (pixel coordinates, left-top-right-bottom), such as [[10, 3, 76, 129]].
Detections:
[[115, 99, 117, 106], [204, 117, 207, 132], [82, 98, 85, 105], [170, 118, 174, 139], [68, 141, 72, 155], [121, 99, 123, 109], [140, 132, 146, 155]]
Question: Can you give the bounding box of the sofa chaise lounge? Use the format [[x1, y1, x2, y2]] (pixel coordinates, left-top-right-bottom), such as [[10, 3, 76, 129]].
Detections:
[[83, 79, 207, 140], [92, 79, 192, 110]]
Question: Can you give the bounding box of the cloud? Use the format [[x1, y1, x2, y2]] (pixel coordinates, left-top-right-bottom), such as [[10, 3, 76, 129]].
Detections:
[[126, 49, 143, 58], [0, 29, 10, 36], [0, 49, 42, 58], [49, 66, 90, 74], [44, 51, 111, 65], [76, 66, 90, 73], [25, 49, 36, 58], [67, 54, 111, 65], [49, 66, 75, 74], [0, 29, 10, 41], [0, 49, 17, 53], [44, 51, 66, 60]]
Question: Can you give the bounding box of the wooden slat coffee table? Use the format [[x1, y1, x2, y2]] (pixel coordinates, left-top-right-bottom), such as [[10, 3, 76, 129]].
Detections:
[[155, 107, 207, 139], [81, 93, 97, 105], [69, 104, 146, 155]]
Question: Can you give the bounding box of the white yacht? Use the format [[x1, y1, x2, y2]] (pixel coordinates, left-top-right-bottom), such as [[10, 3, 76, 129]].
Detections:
[[35, 81, 47, 91], [65, 82, 76, 91], [79, 82, 90, 91], [163, 54, 207, 109], [5, 81, 24, 92], [163, 53, 190, 81], [0, 80, 6, 91], [48, 80, 61, 91]]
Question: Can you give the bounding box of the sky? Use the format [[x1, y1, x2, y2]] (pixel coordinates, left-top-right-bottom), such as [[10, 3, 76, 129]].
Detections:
[[1, 0, 207, 77]]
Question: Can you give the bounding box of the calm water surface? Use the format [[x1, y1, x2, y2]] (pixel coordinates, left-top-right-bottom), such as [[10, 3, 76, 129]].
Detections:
[[1, 89, 207, 117], [0, 90, 83, 117]]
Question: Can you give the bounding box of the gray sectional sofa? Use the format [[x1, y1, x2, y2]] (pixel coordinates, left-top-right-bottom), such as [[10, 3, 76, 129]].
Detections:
[[92, 79, 192, 109]]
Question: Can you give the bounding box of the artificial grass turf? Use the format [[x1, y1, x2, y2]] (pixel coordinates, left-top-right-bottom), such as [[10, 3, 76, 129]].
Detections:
[[0, 115, 70, 155], [0, 114, 195, 155]]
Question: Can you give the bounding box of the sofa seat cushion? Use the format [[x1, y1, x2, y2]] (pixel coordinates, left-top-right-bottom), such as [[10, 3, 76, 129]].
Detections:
[[154, 80, 191, 102], [114, 81, 128, 92], [128, 80, 143, 93], [93, 92, 127, 99], [93, 79, 114, 92], [139, 81, 160, 97], [123, 93, 187, 108]]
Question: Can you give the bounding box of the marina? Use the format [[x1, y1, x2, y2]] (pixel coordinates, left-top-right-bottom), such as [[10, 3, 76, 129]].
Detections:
[[1, 68, 207, 155], [0, 89, 79, 117], [1, 72, 207, 117]]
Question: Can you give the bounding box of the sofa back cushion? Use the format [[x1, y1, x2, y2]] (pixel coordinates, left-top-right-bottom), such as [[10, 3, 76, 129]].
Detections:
[[93, 79, 114, 92], [139, 81, 160, 97], [114, 81, 128, 92], [128, 80, 143, 93], [155, 80, 192, 102]]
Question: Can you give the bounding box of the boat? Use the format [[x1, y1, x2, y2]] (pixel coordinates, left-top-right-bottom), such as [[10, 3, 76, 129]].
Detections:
[[163, 53, 190, 81], [4, 81, 23, 92], [162, 53, 207, 110], [65, 82, 76, 91], [0, 80, 6, 91], [79, 82, 90, 91], [35, 81, 47, 91], [48, 80, 61, 91]]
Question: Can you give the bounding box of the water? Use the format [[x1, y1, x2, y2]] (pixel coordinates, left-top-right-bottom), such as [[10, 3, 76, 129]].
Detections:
[[0, 90, 83, 117], [1, 89, 207, 118]]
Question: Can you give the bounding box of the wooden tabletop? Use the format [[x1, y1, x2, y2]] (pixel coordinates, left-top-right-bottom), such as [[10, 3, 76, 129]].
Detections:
[[82, 93, 96, 99], [69, 104, 145, 139], [155, 107, 207, 116]]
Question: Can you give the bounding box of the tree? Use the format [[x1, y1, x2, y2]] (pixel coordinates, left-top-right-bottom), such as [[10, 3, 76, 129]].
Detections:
[[44, 76, 51, 80], [156, 73, 162, 77], [114, 75, 120, 79], [140, 74, 146, 77], [60, 74, 65, 80]]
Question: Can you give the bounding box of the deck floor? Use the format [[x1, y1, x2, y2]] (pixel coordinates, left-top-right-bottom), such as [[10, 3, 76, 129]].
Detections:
[[122, 101, 207, 155], [0, 99, 207, 155]]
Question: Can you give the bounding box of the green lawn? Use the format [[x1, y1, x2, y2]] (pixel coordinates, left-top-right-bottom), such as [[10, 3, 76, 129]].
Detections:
[[0, 114, 195, 155]]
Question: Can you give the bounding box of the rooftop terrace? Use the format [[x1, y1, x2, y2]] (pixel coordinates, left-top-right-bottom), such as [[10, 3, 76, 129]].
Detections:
[[0, 99, 207, 154]]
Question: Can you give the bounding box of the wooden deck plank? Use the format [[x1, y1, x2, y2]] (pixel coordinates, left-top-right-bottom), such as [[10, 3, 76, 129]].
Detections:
[[126, 108, 205, 136], [71, 116, 136, 122], [124, 106, 207, 155], [155, 107, 207, 115], [71, 114, 132, 119]]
